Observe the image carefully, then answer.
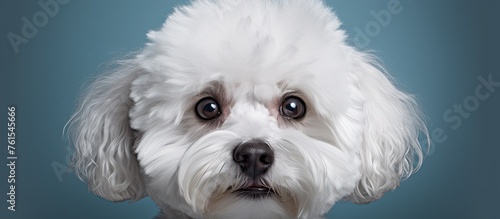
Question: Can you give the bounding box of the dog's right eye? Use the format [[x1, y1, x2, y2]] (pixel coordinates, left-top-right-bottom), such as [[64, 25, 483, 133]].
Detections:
[[195, 97, 221, 120]]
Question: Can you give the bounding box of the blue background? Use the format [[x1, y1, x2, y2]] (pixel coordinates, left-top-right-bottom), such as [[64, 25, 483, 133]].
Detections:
[[1, 0, 499, 218]]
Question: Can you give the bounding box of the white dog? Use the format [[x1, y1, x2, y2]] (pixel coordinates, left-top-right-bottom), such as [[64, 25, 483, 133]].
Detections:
[[69, 0, 427, 218]]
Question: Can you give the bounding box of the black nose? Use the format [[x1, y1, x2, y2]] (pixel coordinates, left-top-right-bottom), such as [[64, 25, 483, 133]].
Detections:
[[233, 141, 274, 179]]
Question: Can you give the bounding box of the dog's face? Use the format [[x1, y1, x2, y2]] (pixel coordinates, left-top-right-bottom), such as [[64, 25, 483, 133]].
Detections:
[[69, 0, 426, 218]]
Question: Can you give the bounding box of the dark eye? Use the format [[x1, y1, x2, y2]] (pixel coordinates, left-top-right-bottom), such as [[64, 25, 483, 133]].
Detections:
[[195, 97, 221, 120], [280, 96, 306, 119]]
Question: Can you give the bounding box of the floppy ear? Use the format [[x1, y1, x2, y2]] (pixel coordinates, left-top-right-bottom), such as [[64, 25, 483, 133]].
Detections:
[[68, 64, 145, 201], [348, 53, 427, 204]]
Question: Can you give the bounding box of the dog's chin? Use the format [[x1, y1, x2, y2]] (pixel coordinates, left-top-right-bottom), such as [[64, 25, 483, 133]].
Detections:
[[205, 184, 298, 218]]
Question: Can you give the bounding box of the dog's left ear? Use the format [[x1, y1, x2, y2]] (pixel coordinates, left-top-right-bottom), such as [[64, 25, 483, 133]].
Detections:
[[68, 65, 145, 202], [348, 52, 428, 204]]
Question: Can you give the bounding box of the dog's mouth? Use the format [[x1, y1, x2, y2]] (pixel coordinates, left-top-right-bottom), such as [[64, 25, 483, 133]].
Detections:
[[231, 183, 276, 199], [207, 182, 299, 216]]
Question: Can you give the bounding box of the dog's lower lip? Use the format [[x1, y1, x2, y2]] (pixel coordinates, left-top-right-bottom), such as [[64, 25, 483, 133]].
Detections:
[[237, 186, 270, 193], [233, 186, 275, 198]]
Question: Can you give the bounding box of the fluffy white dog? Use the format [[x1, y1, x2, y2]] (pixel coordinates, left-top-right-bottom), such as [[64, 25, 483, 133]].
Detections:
[[69, 0, 427, 218]]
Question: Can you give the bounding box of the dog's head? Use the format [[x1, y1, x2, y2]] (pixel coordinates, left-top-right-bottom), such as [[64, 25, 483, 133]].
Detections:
[[69, 0, 426, 218]]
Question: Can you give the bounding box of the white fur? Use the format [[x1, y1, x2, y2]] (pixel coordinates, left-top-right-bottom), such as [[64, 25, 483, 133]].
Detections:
[[68, 0, 427, 218]]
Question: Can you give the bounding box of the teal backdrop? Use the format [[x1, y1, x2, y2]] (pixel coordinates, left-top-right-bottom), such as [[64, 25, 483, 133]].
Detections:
[[1, 0, 499, 218]]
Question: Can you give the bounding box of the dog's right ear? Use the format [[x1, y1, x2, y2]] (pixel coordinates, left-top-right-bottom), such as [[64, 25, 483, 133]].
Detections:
[[67, 64, 145, 202]]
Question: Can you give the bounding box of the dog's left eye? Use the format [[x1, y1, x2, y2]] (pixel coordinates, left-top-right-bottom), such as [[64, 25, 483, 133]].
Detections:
[[195, 97, 221, 120], [280, 96, 306, 119]]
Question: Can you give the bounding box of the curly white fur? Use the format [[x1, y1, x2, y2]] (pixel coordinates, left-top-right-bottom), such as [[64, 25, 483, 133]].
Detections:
[[68, 0, 427, 218]]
